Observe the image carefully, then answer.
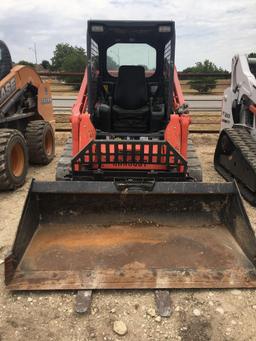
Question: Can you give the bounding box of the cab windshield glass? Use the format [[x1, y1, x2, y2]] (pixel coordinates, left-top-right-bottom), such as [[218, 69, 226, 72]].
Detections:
[[107, 43, 156, 77]]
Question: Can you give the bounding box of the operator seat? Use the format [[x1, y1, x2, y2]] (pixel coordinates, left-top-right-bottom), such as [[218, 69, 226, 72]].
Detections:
[[112, 65, 150, 132]]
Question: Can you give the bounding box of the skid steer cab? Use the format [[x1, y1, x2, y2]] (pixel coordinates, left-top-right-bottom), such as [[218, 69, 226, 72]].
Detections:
[[66, 20, 200, 184]]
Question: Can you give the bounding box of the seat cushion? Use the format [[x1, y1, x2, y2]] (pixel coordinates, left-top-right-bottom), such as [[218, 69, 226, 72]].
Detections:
[[112, 105, 149, 132], [114, 65, 148, 109], [113, 104, 149, 116]]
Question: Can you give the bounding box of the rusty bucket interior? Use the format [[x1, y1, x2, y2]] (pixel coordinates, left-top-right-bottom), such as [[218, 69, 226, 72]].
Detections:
[[5, 180, 256, 290]]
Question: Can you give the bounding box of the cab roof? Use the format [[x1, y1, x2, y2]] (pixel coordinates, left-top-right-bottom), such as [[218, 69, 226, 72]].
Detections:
[[87, 20, 175, 47]]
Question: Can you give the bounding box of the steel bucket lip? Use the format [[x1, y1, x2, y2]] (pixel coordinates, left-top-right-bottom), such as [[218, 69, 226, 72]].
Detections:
[[31, 179, 237, 195]]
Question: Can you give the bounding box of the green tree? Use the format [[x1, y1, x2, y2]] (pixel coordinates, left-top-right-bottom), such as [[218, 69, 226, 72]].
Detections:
[[248, 52, 256, 58], [41, 60, 51, 70], [183, 60, 228, 94], [17, 60, 34, 67], [51, 43, 86, 71], [51, 43, 87, 88], [51, 43, 73, 70], [61, 52, 87, 87]]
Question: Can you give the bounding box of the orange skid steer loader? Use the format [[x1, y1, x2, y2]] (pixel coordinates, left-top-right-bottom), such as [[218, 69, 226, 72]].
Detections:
[[5, 22, 256, 302], [0, 41, 55, 190]]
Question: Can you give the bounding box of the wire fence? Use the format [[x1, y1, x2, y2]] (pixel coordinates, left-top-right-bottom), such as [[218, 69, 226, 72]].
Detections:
[[38, 71, 231, 79]]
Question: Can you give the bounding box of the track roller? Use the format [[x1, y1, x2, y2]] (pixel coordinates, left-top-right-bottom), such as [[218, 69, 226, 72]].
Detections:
[[26, 120, 55, 165]]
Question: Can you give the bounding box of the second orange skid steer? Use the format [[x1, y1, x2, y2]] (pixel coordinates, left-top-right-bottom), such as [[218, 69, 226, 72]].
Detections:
[[5, 21, 256, 296]]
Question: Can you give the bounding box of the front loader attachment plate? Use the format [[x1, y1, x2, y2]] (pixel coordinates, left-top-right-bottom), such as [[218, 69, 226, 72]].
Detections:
[[5, 181, 256, 290]]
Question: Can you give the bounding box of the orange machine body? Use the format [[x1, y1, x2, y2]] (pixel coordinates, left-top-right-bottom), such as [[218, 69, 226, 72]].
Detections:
[[71, 67, 190, 175], [0, 65, 55, 128]]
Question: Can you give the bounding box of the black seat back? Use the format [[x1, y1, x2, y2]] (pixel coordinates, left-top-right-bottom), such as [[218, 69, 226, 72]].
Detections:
[[114, 66, 148, 109]]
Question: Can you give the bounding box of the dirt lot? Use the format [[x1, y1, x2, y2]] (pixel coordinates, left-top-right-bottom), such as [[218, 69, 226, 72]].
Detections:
[[1, 133, 256, 341]]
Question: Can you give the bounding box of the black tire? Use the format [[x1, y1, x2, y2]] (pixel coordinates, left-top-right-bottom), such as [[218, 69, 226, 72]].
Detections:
[[25, 120, 55, 165], [0, 129, 28, 190], [0, 41, 12, 81]]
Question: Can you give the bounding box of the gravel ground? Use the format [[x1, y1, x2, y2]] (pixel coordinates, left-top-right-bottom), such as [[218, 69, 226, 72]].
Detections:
[[0, 133, 256, 341]]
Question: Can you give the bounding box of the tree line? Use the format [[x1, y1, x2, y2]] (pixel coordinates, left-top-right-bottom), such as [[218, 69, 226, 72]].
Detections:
[[17, 44, 256, 93]]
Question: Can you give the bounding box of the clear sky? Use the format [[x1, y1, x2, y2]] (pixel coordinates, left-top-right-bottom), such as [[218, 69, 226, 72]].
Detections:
[[0, 0, 255, 71]]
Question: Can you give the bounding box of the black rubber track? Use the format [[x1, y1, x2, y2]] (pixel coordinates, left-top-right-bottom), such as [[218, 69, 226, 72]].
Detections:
[[0, 41, 12, 81], [56, 138, 202, 182], [25, 120, 55, 165], [187, 138, 202, 182], [0, 129, 28, 190], [56, 137, 72, 181], [214, 127, 256, 205]]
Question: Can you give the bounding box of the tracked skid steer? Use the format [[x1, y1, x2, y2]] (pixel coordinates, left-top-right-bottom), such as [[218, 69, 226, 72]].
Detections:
[[214, 54, 256, 205], [5, 21, 256, 293]]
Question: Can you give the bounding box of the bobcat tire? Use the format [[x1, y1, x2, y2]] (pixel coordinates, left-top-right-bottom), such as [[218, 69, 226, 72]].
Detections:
[[0, 129, 28, 190], [26, 120, 55, 165]]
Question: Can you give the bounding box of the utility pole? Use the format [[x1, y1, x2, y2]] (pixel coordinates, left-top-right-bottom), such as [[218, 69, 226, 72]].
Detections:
[[34, 43, 38, 65], [29, 43, 38, 64]]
